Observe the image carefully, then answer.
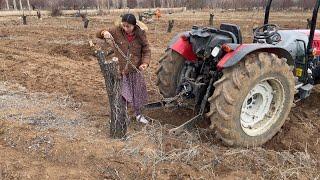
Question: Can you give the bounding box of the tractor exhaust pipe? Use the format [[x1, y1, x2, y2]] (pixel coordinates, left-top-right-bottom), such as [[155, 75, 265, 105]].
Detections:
[[264, 0, 273, 26], [307, 0, 320, 57]]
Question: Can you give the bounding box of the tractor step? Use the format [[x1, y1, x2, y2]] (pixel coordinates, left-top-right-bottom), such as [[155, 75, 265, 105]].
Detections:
[[299, 83, 313, 99], [295, 83, 314, 102], [294, 82, 304, 94]]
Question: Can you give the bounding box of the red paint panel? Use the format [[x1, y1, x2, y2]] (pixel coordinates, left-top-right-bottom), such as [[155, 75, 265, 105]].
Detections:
[[297, 30, 320, 56], [171, 37, 197, 62], [217, 44, 246, 70], [313, 40, 320, 56]]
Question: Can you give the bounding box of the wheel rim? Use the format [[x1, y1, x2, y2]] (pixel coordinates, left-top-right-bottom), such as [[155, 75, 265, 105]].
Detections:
[[240, 78, 285, 136]]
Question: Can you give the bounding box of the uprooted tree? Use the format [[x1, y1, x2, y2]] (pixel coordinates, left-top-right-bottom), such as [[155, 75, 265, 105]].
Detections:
[[91, 41, 128, 139]]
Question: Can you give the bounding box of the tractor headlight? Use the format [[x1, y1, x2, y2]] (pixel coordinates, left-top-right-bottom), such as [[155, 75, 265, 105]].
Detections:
[[211, 46, 221, 57]]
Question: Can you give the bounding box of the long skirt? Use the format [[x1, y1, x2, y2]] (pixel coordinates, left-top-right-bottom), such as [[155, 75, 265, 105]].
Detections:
[[121, 72, 148, 115]]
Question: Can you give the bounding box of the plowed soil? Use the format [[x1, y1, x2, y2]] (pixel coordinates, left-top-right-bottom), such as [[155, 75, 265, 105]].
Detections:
[[1, 10, 319, 179]]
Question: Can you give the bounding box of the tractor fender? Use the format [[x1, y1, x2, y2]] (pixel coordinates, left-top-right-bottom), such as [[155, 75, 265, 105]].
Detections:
[[217, 43, 294, 70], [168, 32, 197, 62]]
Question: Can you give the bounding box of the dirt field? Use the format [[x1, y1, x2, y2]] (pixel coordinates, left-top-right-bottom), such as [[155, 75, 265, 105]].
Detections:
[[0, 10, 320, 179]]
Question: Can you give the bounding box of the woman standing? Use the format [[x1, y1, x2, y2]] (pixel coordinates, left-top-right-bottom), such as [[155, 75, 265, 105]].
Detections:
[[96, 14, 151, 124]]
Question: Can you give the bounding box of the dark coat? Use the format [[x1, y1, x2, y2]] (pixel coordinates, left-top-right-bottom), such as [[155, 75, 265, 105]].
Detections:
[[96, 25, 151, 74]]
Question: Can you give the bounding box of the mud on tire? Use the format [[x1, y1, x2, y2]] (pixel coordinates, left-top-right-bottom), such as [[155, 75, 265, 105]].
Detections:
[[156, 49, 185, 97], [207, 52, 295, 147]]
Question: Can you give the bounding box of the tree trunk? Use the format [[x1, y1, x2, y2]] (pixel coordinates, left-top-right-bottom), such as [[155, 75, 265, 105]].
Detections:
[[96, 50, 128, 139], [114, 0, 119, 8], [122, 0, 127, 8], [19, 0, 22, 10], [96, 0, 100, 10], [13, 0, 17, 10], [307, 18, 311, 29], [27, 0, 31, 11], [101, 0, 105, 8], [209, 13, 214, 26], [37, 10, 41, 19], [167, 20, 174, 33], [82, 15, 89, 29], [5, 0, 9, 10], [22, 14, 27, 25]]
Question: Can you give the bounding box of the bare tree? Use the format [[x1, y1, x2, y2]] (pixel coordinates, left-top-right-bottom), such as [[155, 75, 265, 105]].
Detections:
[[5, 0, 9, 9], [136, 0, 141, 8], [96, 0, 100, 9], [113, 0, 120, 8], [26, 0, 30, 10], [122, 0, 127, 8], [13, 0, 17, 10], [160, 0, 164, 7], [19, 0, 22, 10], [127, 0, 137, 8]]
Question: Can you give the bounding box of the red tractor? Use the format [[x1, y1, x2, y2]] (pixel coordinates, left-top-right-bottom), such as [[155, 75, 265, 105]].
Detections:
[[148, 0, 320, 147]]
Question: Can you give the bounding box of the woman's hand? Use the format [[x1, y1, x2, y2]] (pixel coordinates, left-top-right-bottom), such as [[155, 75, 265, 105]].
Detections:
[[139, 63, 148, 71], [102, 31, 113, 39]]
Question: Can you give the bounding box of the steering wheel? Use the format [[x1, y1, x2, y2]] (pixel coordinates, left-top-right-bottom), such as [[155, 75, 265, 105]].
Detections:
[[254, 24, 279, 39]]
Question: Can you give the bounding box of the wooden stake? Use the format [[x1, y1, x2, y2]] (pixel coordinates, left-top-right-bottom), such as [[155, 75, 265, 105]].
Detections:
[[209, 13, 214, 26], [22, 14, 27, 25], [167, 20, 174, 33], [307, 18, 311, 29], [81, 14, 89, 29], [138, 13, 143, 21], [37, 10, 41, 19]]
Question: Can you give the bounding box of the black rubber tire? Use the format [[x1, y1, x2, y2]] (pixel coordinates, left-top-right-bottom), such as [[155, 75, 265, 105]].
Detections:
[[207, 52, 295, 147], [156, 49, 185, 97]]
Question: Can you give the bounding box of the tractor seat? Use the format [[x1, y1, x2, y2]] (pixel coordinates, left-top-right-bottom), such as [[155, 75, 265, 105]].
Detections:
[[220, 23, 242, 44]]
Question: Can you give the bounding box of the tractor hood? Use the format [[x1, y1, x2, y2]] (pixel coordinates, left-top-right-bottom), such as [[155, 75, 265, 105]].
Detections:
[[277, 30, 320, 56]]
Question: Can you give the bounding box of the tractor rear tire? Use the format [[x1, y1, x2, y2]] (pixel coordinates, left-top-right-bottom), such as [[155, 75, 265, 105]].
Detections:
[[207, 52, 295, 147], [156, 49, 185, 97]]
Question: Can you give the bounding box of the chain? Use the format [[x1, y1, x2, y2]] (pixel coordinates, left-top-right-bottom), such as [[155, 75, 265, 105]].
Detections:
[[105, 37, 185, 104], [105, 38, 141, 73]]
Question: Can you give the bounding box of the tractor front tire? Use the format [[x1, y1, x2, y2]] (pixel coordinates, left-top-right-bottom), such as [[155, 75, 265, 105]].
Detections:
[[156, 49, 185, 97], [207, 52, 295, 147]]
